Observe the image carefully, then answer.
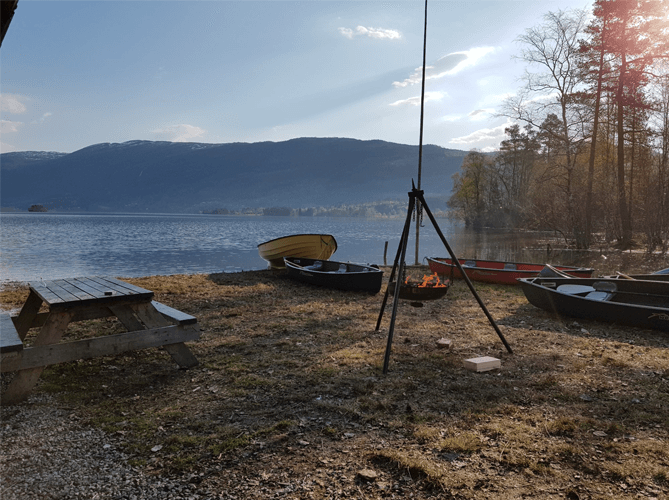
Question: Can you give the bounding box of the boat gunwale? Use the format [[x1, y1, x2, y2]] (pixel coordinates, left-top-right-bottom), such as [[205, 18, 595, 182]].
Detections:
[[284, 257, 382, 276], [257, 233, 338, 251], [426, 256, 594, 274]]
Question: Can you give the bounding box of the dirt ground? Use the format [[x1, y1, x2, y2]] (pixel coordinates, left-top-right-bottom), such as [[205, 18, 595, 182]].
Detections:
[[1, 258, 669, 499]]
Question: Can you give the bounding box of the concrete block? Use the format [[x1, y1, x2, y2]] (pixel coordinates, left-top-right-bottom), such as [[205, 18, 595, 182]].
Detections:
[[436, 338, 452, 350], [463, 356, 501, 372]]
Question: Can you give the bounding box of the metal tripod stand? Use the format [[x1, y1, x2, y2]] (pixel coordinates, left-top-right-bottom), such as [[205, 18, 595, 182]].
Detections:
[[376, 183, 513, 374]]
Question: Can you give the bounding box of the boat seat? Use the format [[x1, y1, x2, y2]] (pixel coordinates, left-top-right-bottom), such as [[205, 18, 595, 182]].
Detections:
[[336, 264, 348, 273], [585, 291, 612, 301], [305, 261, 323, 271], [557, 284, 595, 295], [504, 263, 517, 270]]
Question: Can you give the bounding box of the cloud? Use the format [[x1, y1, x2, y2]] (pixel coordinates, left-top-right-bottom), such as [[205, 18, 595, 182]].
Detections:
[[32, 112, 53, 124], [449, 119, 515, 147], [390, 91, 445, 107], [0, 94, 27, 114], [468, 108, 495, 121], [393, 47, 496, 88], [390, 92, 446, 106], [0, 141, 17, 153], [151, 124, 206, 142], [338, 26, 401, 40], [0, 119, 22, 134], [0, 120, 21, 153]]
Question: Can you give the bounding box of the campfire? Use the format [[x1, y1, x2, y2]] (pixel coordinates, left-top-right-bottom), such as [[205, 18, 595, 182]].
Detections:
[[388, 272, 450, 303], [405, 272, 448, 288]]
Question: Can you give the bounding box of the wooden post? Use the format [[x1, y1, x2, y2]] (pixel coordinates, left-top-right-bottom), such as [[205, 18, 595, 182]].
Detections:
[[383, 241, 388, 266]]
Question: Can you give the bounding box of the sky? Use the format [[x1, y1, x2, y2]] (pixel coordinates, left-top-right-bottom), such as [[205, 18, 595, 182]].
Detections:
[[0, 0, 594, 154]]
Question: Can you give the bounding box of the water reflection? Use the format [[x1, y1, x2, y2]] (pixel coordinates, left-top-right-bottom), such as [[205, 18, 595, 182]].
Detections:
[[1, 213, 666, 283]]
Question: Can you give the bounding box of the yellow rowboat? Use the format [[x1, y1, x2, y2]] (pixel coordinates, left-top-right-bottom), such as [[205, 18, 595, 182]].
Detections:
[[257, 234, 337, 269]]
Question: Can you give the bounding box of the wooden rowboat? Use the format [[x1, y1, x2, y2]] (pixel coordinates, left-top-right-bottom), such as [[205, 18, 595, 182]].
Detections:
[[258, 234, 337, 269], [427, 257, 594, 285], [518, 276, 669, 332], [284, 257, 383, 293]]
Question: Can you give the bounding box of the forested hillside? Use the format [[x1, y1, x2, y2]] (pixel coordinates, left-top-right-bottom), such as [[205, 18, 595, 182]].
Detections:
[[1, 138, 465, 214]]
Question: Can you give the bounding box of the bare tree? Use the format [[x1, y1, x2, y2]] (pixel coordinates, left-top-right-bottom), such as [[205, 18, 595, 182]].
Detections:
[[503, 9, 590, 246]]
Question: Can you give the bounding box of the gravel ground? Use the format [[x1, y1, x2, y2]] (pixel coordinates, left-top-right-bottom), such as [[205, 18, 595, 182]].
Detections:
[[0, 394, 216, 500]]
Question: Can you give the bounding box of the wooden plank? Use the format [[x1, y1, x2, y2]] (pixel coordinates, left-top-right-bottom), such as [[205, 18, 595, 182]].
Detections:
[[163, 343, 200, 368], [13, 290, 43, 340], [2, 311, 73, 404], [134, 301, 171, 328], [2, 325, 200, 372], [52, 279, 98, 301], [88, 276, 152, 297], [1, 313, 23, 353], [29, 281, 66, 306], [0, 350, 23, 373], [109, 304, 145, 331], [132, 302, 200, 368], [107, 277, 153, 295], [72, 276, 120, 296], [65, 277, 112, 299], [39, 281, 81, 305], [151, 301, 197, 325]]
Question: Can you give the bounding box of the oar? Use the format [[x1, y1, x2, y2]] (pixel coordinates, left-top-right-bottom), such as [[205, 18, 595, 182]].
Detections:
[[616, 272, 635, 279]]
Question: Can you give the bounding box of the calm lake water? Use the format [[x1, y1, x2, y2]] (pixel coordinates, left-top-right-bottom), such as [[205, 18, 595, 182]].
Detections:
[[1, 213, 664, 284]]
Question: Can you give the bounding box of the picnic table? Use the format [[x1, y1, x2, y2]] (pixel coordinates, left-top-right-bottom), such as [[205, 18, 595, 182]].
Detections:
[[1, 277, 201, 404]]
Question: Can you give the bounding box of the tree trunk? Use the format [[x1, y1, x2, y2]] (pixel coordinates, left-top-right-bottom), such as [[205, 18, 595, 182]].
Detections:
[[616, 55, 632, 248]]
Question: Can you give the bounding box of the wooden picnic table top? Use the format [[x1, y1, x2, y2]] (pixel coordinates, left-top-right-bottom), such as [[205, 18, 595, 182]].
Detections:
[[29, 277, 154, 309]]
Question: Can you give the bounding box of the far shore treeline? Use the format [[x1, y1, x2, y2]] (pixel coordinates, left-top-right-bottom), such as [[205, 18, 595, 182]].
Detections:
[[448, 1, 669, 253]]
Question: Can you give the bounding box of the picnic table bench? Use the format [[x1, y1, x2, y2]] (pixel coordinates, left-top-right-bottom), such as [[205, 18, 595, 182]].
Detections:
[[0, 277, 201, 404]]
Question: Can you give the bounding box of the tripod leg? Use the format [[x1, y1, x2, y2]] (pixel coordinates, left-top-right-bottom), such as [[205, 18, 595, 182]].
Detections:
[[418, 192, 513, 354], [375, 205, 414, 331], [382, 195, 415, 374]]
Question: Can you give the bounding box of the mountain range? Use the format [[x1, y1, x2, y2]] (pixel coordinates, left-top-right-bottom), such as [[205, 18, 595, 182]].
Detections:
[[1, 138, 468, 213]]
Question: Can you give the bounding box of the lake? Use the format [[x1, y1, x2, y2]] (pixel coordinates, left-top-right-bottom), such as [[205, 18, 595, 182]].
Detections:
[[0, 212, 663, 284]]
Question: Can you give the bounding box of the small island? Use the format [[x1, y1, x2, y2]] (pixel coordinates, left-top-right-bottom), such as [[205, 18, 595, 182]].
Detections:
[[28, 204, 48, 212]]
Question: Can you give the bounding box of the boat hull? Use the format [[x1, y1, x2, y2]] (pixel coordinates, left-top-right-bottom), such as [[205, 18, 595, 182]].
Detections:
[[284, 257, 383, 293], [519, 277, 669, 332], [258, 234, 337, 269], [427, 257, 594, 285]]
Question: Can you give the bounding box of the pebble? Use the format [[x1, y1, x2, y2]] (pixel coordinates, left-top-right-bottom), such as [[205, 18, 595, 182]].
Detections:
[[0, 394, 211, 499]]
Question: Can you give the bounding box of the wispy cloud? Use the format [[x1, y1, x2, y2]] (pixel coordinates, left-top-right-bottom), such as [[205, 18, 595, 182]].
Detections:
[[0, 119, 22, 134], [0, 94, 27, 114], [449, 119, 515, 147], [393, 47, 496, 88], [390, 91, 445, 107], [468, 108, 495, 121], [151, 124, 206, 142], [338, 26, 401, 40], [0, 120, 21, 153], [32, 112, 53, 124]]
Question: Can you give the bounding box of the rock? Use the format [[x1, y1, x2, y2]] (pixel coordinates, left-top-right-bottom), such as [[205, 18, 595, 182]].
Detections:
[[436, 338, 452, 349], [357, 469, 378, 481]]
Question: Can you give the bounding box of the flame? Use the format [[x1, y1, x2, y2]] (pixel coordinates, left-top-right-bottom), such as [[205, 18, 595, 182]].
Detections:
[[405, 272, 447, 288]]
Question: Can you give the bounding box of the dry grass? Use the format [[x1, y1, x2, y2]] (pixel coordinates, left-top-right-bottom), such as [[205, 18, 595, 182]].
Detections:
[[2, 264, 669, 499]]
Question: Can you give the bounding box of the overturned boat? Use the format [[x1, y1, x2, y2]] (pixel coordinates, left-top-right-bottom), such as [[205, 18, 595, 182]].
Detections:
[[257, 234, 337, 269]]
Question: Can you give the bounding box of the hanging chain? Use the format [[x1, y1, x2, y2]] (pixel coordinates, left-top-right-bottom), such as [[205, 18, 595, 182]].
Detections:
[[413, 199, 424, 227]]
